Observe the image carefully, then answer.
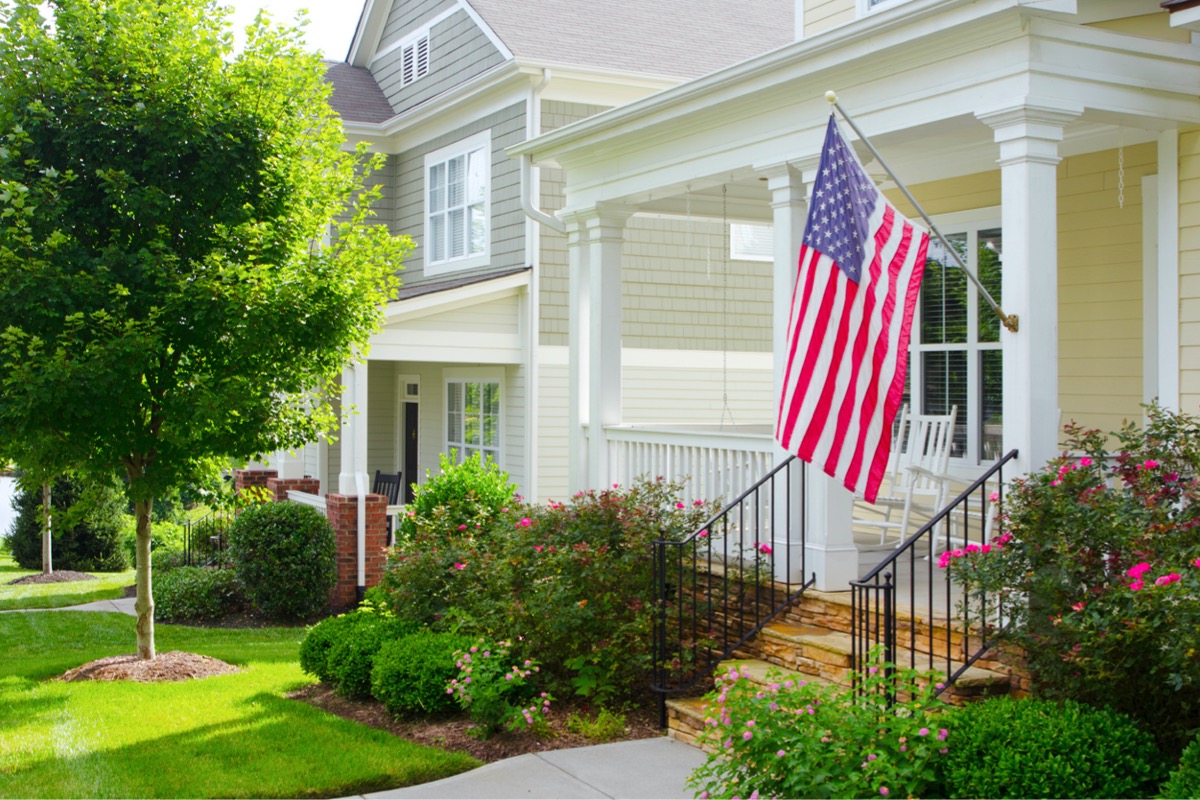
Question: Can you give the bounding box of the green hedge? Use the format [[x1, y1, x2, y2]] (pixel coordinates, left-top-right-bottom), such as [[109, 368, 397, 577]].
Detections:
[[154, 566, 243, 622], [371, 632, 472, 716], [229, 502, 335, 620]]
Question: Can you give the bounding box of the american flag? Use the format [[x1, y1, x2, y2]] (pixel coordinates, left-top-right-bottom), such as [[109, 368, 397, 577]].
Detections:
[[775, 115, 929, 503]]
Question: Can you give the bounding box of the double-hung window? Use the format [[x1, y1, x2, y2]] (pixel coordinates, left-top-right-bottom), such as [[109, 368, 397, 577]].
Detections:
[[446, 376, 501, 465], [906, 212, 1003, 468], [425, 130, 490, 274]]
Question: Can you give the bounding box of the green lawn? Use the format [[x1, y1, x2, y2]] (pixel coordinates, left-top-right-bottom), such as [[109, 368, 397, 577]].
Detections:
[[0, 554, 136, 611], [0, 611, 480, 798]]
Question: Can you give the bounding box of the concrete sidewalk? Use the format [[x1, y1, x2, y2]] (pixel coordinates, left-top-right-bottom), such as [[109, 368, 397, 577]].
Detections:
[[0, 596, 137, 614], [359, 737, 706, 800]]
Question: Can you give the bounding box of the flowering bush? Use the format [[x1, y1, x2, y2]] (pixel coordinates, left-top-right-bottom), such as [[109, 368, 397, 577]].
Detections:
[[378, 476, 714, 701], [687, 654, 948, 800], [446, 638, 550, 738], [942, 404, 1200, 753], [395, 452, 517, 545]]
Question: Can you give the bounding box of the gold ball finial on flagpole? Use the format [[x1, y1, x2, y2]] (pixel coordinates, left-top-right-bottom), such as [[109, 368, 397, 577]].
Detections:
[[825, 91, 838, 104]]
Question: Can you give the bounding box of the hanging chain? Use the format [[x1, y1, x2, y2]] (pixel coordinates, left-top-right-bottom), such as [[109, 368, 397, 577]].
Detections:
[[1117, 129, 1125, 210], [721, 184, 736, 429]]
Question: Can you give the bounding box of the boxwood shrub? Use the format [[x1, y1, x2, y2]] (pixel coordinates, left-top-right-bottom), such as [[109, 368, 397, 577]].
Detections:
[[228, 502, 335, 620], [323, 611, 415, 700], [154, 566, 243, 622], [939, 696, 1165, 799], [371, 631, 473, 716], [1161, 734, 1200, 799]]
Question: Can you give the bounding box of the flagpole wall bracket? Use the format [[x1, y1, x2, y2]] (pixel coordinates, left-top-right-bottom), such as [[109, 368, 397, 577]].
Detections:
[[1000, 312, 1019, 334]]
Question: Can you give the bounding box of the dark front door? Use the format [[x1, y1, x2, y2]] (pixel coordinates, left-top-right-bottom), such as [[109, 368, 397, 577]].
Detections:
[[403, 401, 418, 504]]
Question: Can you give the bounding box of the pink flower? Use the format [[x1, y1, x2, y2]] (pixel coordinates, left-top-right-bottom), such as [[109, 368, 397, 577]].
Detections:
[[937, 729, 948, 741], [1193, 558, 1200, 569], [1143, 459, 1159, 469], [457, 524, 467, 531], [1050, 479, 1062, 487], [694, 499, 705, 507], [1079, 457, 1093, 467], [757, 543, 773, 555], [743, 731, 753, 741], [995, 532, 1013, 546], [776, 749, 786, 757], [989, 491, 1000, 502], [1131, 580, 1145, 591], [517, 517, 532, 528], [1156, 573, 1182, 586], [880, 788, 890, 796], [1127, 562, 1153, 578], [697, 529, 709, 539], [918, 727, 929, 737], [676, 502, 685, 509], [454, 562, 466, 570], [1072, 601, 1086, 612], [867, 753, 876, 762], [613, 483, 619, 489]]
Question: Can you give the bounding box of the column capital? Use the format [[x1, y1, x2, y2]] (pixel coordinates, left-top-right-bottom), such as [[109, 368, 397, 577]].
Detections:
[[755, 161, 811, 207], [559, 203, 636, 241], [976, 101, 1083, 166]]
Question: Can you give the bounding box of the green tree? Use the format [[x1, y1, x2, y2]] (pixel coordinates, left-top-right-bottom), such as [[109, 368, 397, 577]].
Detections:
[[0, 0, 409, 658]]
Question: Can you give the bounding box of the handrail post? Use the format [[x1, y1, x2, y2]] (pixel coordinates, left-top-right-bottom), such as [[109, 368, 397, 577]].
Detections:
[[883, 571, 896, 707]]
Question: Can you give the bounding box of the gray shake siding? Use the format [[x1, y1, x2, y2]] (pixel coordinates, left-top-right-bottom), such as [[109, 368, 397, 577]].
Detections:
[[391, 102, 528, 288], [375, 8, 505, 116], [380, 0, 456, 43]]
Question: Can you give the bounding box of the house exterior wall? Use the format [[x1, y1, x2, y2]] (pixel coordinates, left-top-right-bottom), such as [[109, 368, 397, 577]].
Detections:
[[392, 103, 527, 288], [1058, 142, 1154, 434], [1179, 128, 1200, 411], [375, 4, 505, 115], [1086, 13, 1192, 43], [804, 0, 854, 38]]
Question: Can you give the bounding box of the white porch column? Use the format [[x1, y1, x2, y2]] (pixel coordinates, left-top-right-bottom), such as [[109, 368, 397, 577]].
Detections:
[[562, 205, 632, 492], [273, 448, 306, 480], [977, 102, 1081, 476], [338, 360, 370, 495], [763, 161, 857, 590]]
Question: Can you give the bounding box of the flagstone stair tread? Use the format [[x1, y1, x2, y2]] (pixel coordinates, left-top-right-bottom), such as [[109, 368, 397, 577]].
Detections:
[[716, 658, 837, 688]]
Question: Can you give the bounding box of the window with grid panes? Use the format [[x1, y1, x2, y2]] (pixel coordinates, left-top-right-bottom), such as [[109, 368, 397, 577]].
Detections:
[[446, 380, 500, 465], [902, 222, 1003, 466], [426, 131, 489, 272]]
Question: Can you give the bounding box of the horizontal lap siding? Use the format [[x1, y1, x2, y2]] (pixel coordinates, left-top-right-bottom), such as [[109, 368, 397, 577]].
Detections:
[[1058, 144, 1152, 435], [368, 361, 398, 477], [804, 0, 854, 37], [393, 103, 527, 287], [536, 358, 570, 503], [375, 8, 504, 115], [1180, 128, 1200, 411]]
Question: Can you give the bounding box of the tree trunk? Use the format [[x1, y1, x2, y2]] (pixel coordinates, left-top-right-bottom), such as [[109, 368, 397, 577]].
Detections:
[[134, 498, 155, 660], [40, 482, 52, 575]]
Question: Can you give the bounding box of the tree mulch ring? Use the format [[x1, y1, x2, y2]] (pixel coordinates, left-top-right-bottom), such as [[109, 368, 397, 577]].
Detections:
[[287, 683, 663, 764], [58, 651, 242, 683], [7, 570, 99, 585]]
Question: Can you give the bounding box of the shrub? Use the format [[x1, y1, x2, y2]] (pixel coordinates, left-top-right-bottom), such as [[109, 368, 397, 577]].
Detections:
[[942, 404, 1200, 754], [378, 477, 713, 701], [325, 611, 413, 700], [396, 452, 517, 545], [154, 566, 243, 622], [446, 638, 549, 738], [370, 631, 474, 717], [299, 605, 391, 684], [228, 501, 336, 620], [151, 547, 190, 573], [1161, 733, 1200, 799], [9, 473, 129, 572], [688, 654, 947, 800], [566, 707, 626, 742], [940, 697, 1164, 799]]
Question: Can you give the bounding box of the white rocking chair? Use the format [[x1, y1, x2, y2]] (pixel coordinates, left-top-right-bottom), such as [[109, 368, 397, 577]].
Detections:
[[853, 404, 958, 547]]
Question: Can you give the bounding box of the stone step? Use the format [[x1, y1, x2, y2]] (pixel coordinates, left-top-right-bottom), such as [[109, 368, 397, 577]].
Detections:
[[665, 696, 712, 751]]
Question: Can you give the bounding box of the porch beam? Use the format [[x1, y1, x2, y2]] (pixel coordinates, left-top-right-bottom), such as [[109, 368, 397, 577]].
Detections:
[[977, 101, 1082, 477]]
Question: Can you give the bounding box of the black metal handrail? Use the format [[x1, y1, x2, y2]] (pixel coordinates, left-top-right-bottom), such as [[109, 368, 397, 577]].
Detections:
[[850, 449, 1018, 697], [183, 508, 234, 566], [652, 456, 812, 725]]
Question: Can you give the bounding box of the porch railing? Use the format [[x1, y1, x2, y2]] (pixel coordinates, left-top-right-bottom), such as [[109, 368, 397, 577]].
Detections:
[[606, 424, 774, 507], [849, 449, 1018, 694], [183, 508, 234, 566], [652, 456, 811, 725], [286, 490, 327, 513]]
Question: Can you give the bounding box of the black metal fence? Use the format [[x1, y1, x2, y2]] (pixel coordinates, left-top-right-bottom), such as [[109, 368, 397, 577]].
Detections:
[[850, 449, 1018, 695], [183, 508, 234, 566], [651, 456, 812, 723]]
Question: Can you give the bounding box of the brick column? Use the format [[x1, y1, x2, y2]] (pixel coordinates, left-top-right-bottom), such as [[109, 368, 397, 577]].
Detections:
[[233, 469, 277, 495], [265, 477, 321, 504], [325, 493, 388, 610]]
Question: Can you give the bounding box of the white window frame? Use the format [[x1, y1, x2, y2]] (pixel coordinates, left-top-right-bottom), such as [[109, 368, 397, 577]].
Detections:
[[908, 208, 1003, 474], [443, 368, 503, 466], [858, 0, 913, 16], [730, 222, 774, 262], [424, 130, 491, 276]]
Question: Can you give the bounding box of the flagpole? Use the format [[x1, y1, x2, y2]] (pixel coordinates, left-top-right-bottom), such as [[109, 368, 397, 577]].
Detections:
[[824, 91, 1019, 334]]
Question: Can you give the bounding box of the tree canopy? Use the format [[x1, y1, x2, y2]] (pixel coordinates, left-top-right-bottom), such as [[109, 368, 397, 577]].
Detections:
[[0, 0, 410, 657]]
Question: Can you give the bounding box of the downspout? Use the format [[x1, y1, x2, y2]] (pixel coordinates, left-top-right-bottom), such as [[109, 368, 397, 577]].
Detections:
[[355, 471, 367, 604], [524, 68, 556, 502]]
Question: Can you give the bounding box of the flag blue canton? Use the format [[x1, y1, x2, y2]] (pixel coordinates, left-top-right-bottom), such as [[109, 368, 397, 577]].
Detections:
[[801, 119, 879, 283]]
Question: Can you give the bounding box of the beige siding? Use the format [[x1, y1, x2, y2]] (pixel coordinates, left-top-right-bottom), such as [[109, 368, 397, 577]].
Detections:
[[368, 360, 398, 476], [372, 292, 524, 363], [536, 358, 570, 503], [1087, 13, 1190, 44], [804, 0, 854, 37], [1057, 143, 1153, 433], [505, 363, 528, 491], [1180, 128, 1200, 411]]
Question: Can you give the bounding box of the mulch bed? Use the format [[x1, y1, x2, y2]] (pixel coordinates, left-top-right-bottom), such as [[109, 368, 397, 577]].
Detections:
[[58, 651, 241, 683], [287, 683, 663, 764], [7, 570, 99, 585]]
